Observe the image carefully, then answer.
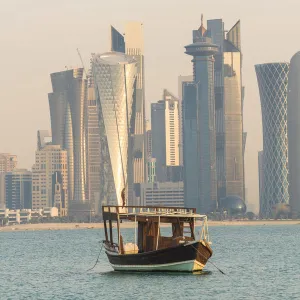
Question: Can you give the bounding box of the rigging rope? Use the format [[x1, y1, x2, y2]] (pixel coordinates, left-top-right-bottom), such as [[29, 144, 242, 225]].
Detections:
[[190, 244, 228, 276], [87, 242, 104, 272]]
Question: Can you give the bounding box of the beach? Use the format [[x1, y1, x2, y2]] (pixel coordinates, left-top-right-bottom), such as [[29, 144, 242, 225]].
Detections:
[[0, 219, 299, 232]]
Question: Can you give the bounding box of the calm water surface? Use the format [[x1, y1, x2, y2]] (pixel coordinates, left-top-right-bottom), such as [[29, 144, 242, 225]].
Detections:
[[0, 225, 299, 300]]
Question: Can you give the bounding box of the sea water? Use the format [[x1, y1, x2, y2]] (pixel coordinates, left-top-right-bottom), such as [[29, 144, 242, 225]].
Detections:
[[0, 225, 299, 300]]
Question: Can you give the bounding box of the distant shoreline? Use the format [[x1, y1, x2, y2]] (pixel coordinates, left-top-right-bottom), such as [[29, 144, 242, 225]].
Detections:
[[0, 220, 299, 232]]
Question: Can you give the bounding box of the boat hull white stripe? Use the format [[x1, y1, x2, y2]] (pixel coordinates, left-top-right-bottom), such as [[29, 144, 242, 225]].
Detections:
[[110, 259, 205, 272]]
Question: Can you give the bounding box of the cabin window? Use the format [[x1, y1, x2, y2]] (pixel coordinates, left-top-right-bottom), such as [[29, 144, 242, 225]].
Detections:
[[159, 224, 173, 237], [118, 223, 139, 255]]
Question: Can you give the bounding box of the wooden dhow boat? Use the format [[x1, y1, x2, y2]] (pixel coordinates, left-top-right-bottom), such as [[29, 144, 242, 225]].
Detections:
[[102, 205, 213, 272]]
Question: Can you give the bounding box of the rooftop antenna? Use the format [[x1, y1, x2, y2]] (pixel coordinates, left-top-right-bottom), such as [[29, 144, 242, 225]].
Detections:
[[201, 14, 204, 27]]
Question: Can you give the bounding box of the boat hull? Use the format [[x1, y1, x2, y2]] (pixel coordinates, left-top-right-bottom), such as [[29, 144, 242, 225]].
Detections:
[[111, 259, 204, 272], [105, 241, 212, 272]]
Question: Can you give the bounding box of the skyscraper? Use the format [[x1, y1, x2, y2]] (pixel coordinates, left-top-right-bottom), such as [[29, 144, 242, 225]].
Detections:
[[183, 83, 198, 211], [111, 22, 146, 203], [207, 19, 245, 202], [0, 153, 17, 209], [287, 52, 300, 216], [32, 145, 68, 213], [0, 154, 17, 173], [255, 63, 289, 217], [5, 169, 32, 210], [125, 22, 146, 196], [52, 171, 68, 216], [151, 90, 180, 181], [178, 75, 193, 102], [258, 151, 264, 216], [178, 75, 193, 165], [0, 174, 5, 209], [37, 130, 52, 151], [184, 17, 218, 213], [151, 101, 165, 181], [145, 120, 152, 159], [48, 68, 88, 202], [111, 26, 125, 53], [92, 52, 137, 206], [147, 158, 156, 183], [87, 73, 101, 213]]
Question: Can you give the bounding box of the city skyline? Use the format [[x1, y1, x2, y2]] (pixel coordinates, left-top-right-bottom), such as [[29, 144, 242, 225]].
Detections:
[[2, 2, 300, 298], [4, 1, 300, 212]]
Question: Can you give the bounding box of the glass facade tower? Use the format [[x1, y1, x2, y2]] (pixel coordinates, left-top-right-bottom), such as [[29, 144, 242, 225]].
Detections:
[[111, 26, 125, 53], [184, 19, 218, 213], [86, 74, 101, 214], [151, 101, 166, 181], [125, 22, 146, 204], [258, 151, 264, 216], [48, 68, 88, 202], [255, 63, 289, 217], [110, 22, 146, 205], [151, 90, 180, 181], [207, 19, 245, 203], [287, 52, 300, 215], [183, 82, 199, 211], [178, 75, 193, 166], [5, 169, 32, 210], [92, 52, 137, 206]]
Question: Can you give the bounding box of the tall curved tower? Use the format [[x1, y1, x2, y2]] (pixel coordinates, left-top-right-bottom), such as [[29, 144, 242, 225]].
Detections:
[[184, 17, 218, 213], [48, 68, 87, 202], [287, 52, 300, 215], [92, 52, 137, 206], [255, 63, 289, 217]]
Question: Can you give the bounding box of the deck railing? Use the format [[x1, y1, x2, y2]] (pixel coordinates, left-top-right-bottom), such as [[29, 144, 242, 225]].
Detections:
[[102, 205, 197, 216]]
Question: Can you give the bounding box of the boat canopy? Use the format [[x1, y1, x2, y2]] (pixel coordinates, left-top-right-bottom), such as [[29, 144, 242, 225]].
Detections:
[[102, 206, 208, 222], [102, 206, 210, 254]]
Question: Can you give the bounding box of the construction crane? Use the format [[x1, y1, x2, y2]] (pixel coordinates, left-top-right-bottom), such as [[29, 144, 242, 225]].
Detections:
[[76, 48, 88, 78]]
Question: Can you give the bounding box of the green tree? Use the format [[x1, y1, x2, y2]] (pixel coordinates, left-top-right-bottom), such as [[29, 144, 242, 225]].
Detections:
[[246, 212, 256, 220]]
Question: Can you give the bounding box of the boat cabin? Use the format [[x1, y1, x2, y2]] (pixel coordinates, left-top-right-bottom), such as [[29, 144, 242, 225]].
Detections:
[[102, 206, 209, 254]]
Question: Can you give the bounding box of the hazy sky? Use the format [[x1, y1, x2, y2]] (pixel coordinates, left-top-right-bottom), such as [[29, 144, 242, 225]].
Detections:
[[2, 0, 300, 212]]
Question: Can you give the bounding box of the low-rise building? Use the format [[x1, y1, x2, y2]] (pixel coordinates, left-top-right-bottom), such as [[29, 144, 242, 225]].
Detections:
[[32, 145, 68, 215], [0, 153, 17, 173], [0, 207, 58, 225], [0, 153, 18, 208], [43, 207, 58, 218], [0, 209, 31, 224], [140, 182, 184, 207], [5, 169, 32, 210]]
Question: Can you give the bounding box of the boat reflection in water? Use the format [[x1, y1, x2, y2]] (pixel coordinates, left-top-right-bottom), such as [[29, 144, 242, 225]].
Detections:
[[102, 206, 213, 272]]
